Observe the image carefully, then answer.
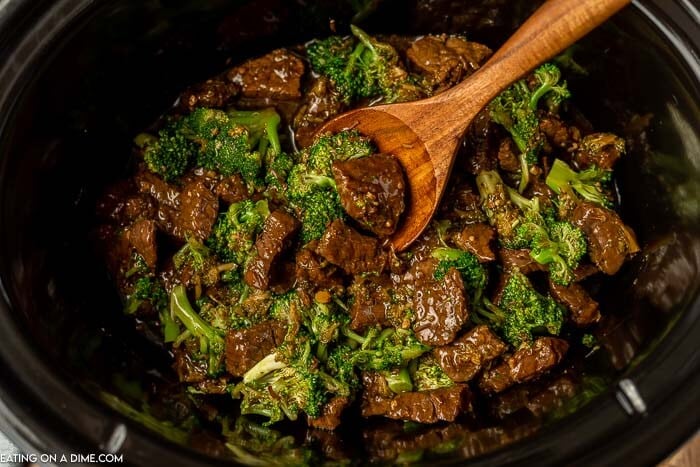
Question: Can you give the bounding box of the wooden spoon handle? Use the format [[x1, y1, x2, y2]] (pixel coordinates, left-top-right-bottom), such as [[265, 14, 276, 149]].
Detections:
[[439, 0, 631, 111]]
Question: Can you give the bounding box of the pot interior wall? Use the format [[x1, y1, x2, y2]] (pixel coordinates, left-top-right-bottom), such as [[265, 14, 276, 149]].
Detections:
[[0, 0, 698, 464]]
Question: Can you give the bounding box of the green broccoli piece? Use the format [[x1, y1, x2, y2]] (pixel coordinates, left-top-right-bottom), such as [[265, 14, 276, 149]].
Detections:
[[508, 187, 586, 285], [431, 247, 487, 300], [475, 170, 522, 244], [207, 199, 270, 265], [304, 130, 374, 175], [124, 276, 168, 315], [382, 367, 413, 394], [529, 63, 571, 112], [474, 271, 565, 348], [488, 63, 570, 191], [170, 285, 225, 375], [286, 131, 373, 243], [264, 151, 295, 193], [236, 341, 328, 424], [412, 355, 453, 391], [345, 327, 430, 371], [307, 27, 424, 104], [546, 158, 613, 208], [138, 122, 197, 182], [173, 237, 211, 272], [182, 108, 278, 185]]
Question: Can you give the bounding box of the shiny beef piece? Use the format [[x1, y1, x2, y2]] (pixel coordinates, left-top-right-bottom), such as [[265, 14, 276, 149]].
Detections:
[[244, 210, 300, 290], [179, 79, 240, 113], [124, 219, 158, 269], [214, 175, 249, 204], [174, 180, 219, 241], [317, 220, 388, 275], [462, 109, 500, 174], [224, 320, 287, 377], [407, 260, 468, 346], [480, 337, 569, 394], [361, 372, 472, 423], [575, 133, 625, 170], [226, 49, 304, 100], [348, 275, 393, 330], [549, 280, 601, 326], [497, 138, 520, 173], [539, 114, 581, 150], [293, 76, 345, 149], [332, 153, 406, 237], [406, 35, 491, 91], [453, 223, 497, 262], [433, 325, 507, 382], [308, 396, 349, 430], [96, 180, 157, 226], [173, 349, 208, 383], [295, 241, 344, 293], [571, 202, 640, 275], [499, 248, 547, 274]]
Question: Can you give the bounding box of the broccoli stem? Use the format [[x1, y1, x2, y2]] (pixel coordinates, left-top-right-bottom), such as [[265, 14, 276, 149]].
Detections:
[[170, 285, 224, 374], [228, 109, 282, 155], [243, 352, 287, 384], [384, 367, 413, 394]]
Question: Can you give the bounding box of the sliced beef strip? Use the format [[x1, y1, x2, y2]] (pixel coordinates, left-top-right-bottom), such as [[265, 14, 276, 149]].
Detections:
[[97, 180, 157, 226], [348, 275, 394, 330], [317, 219, 388, 275], [407, 259, 468, 346], [361, 373, 471, 423], [173, 348, 208, 383], [308, 396, 349, 430], [406, 35, 491, 91], [499, 248, 546, 274], [225, 320, 287, 377], [293, 76, 345, 149], [135, 170, 180, 209], [178, 79, 240, 113], [124, 219, 158, 269], [462, 108, 499, 175], [575, 133, 625, 170], [332, 153, 406, 237], [433, 325, 507, 382], [295, 241, 344, 293], [549, 280, 601, 326], [539, 114, 581, 150], [244, 210, 300, 290], [226, 48, 304, 100], [214, 175, 249, 204], [497, 137, 521, 173], [453, 223, 496, 263], [173, 180, 219, 242], [571, 202, 640, 275], [441, 182, 487, 224], [480, 337, 569, 394]]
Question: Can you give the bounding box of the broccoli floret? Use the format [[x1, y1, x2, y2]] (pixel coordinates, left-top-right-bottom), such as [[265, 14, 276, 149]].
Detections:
[[412, 355, 453, 391], [304, 130, 374, 175], [207, 199, 270, 265], [508, 187, 586, 285], [170, 285, 225, 375], [307, 27, 424, 104], [529, 63, 571, 112], [327, 344, 360, 392], [139, 122, 197, 182], [124, 276, 168, 315], [488, 63, 570, 191], [182, 108, 273, 185], [475, 271, 565, 348], [431, 247, 487, 300], [236, 341, 328, 424], [546, 158, 613, 208], [264, 151, 295, 193], [345, 327, 430, 371], [475, 170, 521, 244]]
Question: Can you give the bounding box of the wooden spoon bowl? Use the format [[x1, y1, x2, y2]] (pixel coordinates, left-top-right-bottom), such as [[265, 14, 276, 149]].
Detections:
[[319, 0, 630, 250]]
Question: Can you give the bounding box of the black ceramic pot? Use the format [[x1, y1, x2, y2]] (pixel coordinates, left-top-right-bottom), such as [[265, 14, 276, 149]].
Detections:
[[0, 0, 698, 465]]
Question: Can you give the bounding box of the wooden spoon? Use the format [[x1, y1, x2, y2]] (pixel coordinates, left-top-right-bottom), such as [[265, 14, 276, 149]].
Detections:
[[319, 0, 630, 251]]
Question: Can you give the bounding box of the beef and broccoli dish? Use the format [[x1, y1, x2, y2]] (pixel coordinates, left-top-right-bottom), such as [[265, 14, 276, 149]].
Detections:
[[94, 22, 640, 462]]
